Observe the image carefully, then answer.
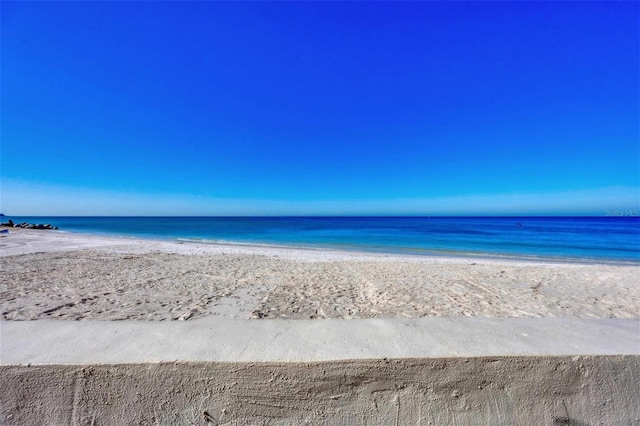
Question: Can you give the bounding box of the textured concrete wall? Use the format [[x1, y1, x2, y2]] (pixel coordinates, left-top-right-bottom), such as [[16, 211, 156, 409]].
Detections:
[[2, 356, 639, 425]]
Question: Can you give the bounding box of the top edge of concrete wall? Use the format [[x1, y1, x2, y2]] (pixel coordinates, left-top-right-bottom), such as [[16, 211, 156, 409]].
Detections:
[[1, 317, 639, 365]]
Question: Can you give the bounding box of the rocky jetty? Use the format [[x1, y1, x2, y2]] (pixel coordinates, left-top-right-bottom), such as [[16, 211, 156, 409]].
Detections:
[[1, 219, 58, 230]]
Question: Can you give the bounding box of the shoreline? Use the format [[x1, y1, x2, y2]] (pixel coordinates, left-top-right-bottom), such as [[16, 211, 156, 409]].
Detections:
[[4, 214, 640, 264], [2, 228, 638, 321], [3, 226, 638, 266], [175, 237, 640, 266]]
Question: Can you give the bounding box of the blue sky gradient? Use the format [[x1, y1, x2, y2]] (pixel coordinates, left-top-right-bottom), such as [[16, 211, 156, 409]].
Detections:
[[2, 1, 639, 215]]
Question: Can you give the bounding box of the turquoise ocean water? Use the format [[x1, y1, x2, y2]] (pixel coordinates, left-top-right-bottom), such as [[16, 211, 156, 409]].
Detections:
[[6, 216, 640, 263]]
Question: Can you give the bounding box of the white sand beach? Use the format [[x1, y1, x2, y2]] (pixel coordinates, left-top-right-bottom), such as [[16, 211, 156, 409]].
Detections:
[[2, 228, 639, 424], [1, 227, 638, 321]]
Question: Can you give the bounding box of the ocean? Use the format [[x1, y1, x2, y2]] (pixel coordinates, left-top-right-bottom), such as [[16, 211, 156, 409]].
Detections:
[[6, 216, 640, 263]]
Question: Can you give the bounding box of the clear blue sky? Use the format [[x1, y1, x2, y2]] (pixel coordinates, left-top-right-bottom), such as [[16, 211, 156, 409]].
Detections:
[[2, 1, 638, 216]]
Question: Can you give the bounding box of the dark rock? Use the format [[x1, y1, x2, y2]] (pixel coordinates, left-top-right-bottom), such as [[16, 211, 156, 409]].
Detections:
[[10, 221, 58, 230]]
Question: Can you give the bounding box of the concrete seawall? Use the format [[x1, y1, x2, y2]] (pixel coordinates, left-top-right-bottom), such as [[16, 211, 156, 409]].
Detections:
[[2, 318, 639, 424]]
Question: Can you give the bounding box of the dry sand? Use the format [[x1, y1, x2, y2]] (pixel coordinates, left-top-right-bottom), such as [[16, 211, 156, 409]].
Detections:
[[1, 227, 638, 321]]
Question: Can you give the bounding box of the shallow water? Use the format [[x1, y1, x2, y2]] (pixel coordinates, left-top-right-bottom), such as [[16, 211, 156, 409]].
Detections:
[[7, 216, 640, 262]]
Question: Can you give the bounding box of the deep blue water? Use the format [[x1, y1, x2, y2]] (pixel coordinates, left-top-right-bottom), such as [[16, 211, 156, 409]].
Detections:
[[6, 216, 640, 262]]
